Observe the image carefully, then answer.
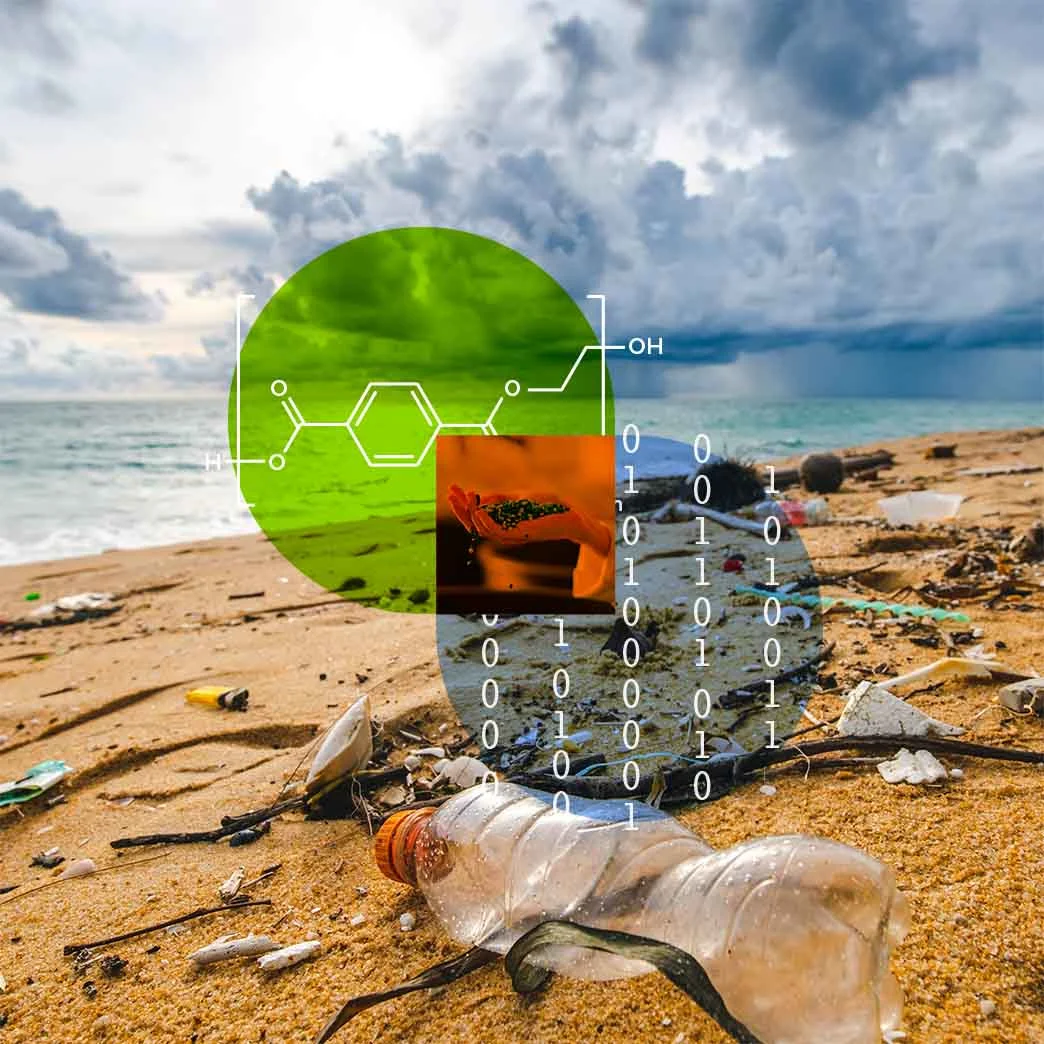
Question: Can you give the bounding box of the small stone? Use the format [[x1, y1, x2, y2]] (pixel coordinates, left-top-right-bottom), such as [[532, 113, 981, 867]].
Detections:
[[399, 912, 416, 932], [979, 999, 996, 1018], [349, 914, 366, 927], [354, 885, 368, 898], [758, 784, 777, 797], [948, 768, 964, 780], [92, 1014, 112, 1036]]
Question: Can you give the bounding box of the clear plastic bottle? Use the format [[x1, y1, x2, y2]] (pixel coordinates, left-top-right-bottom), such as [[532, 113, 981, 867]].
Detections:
[[375, 782, 908, 1044]]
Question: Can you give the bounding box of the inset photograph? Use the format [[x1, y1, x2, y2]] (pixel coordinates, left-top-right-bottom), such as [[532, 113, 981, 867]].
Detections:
[[435, 435, 616, 615]]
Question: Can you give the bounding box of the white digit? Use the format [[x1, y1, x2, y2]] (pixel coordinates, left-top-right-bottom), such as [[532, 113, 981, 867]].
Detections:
[[693, 771, 711, 800], [693, 688, 711, 718], [481, 678, 499, 709], [623, 596, 640, 626], [623, 515, 640, 545], [623, 637, 641, 668], [622, 677, 640, 709], [622, 423, 640, 454], [623, 719, 640, 750], [692, 597, 711, 626], [481, 719, 499, 749], [553, 667, 570, 699], [481, 637, 499, 667]]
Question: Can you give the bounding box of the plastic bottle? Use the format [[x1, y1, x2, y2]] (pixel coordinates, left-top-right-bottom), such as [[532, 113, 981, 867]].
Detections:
[[780, 498, 831, 526], [375, 782, 907, 1044]]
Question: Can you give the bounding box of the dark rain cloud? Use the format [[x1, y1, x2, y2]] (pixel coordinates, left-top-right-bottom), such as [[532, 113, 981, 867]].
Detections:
[[545, 15, 612, 119], [0, 188, 161, 320], [227, 0, 1040, 398]]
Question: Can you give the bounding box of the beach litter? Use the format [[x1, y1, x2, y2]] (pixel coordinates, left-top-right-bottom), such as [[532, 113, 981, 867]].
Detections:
[[188, 933, 282, 967], [305, 694, 373, 796], [0, 759, 74, 808], [878, 491, 963, 526], [433, 755, 491, 788], [877, 749, 950, 785], [218, 867, 245, 903], [259, 941, 321, 971], [998, 677, 1044, 717], [31, 847, 64, 869], [838, 682, 963, 738], [184, 685, 249, 712], [4, 592, 121, 631], [228, 822, 270, 848], [734, 584, 971, 623], [59, 858, 98, 880]]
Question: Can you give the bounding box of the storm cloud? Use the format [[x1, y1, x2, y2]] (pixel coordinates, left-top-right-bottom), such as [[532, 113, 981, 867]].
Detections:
[[0, 189, 161, 321]]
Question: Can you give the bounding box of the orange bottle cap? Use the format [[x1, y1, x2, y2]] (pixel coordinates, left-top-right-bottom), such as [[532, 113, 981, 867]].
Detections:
[[374, 807, 436, 886]]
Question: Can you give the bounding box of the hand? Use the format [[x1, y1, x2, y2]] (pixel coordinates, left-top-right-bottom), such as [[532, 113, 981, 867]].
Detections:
[[447, 484, 611, 553]]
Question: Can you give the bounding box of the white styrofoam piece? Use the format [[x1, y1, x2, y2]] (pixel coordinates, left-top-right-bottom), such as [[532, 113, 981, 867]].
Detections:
[[877, 748, 948, 785], [838, 681, 963, 737]]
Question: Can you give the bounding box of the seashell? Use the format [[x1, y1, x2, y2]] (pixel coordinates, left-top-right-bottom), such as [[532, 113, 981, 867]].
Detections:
[[258, 940, 321, 971], [306, 695, 373, 794], [58, 858, 97, 880]]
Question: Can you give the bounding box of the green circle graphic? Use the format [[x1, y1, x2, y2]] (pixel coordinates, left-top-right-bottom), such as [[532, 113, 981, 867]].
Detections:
[[228, 227, 614, 611]]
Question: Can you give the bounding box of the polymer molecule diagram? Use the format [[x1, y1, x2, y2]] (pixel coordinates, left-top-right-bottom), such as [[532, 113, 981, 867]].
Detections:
[[225, 293, 656, 474]]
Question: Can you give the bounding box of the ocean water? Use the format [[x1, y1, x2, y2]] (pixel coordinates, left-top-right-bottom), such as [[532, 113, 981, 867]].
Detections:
[[0, 396, 1039, 567]]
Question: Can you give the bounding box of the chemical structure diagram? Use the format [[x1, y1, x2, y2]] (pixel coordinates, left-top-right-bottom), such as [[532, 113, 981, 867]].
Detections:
[[223, 293, 662, 474]]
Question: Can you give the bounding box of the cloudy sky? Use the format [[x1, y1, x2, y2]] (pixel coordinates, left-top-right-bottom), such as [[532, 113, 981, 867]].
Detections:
[[0, 0, 1040, 400]]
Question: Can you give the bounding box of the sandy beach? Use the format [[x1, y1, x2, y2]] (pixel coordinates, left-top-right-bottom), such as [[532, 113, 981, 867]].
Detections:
[[1, 426, 1042, 1044]]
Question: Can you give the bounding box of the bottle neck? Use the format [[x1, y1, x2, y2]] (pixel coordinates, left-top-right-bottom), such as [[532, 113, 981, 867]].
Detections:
[[375, 807, 436, 886]]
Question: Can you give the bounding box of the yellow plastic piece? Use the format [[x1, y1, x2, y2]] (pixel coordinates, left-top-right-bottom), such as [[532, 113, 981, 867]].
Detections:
[[185, 686, 227, 709]]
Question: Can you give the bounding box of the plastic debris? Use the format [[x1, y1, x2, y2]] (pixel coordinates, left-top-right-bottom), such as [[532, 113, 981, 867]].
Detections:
[[305, 695, 373, 795], [257, 940, 321, 971], [998, 677, 1044, 716], [779, 606, 812, 629], [878, 491, 963, 526], [185, 686, 249, 712], [59, 858, 98, 880], [650, 499, 767, 535], [432, 756, 491, 788], [879, 653, 1032, 691], [734, 584, 971, 623], [218, 867, 246, 904], [228, 822, 270, 848], [838, 681, 963, 738], [99, 955, 127, 978], [759, 785, 778, 797], [877, 749, 949, 785], [188, 933, 282, 966], [31, 847, 64, 869], [399, 912, 416, 932], [349, 913, 366, 927], [0, 759, 74, 808]]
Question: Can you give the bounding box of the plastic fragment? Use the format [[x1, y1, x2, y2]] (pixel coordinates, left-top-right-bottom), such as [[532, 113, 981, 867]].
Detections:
[[188, 933, 282, 966], [433, 756, 491, 788], [998, 677, 1044, 716], [838, 681, 963, 738], [877, 749, 948, 785], [399, 912, 416, 932], [229, 822, 270, 847], [218, 866, 245, 903], [258, 940, 321, 971]]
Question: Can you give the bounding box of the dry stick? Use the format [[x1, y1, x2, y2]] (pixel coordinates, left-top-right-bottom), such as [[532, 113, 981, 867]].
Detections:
[[513, 735, 1044, 801], [62, 898, 273, 955], [0, 850, 172, 909], [718, 641, 835, 708]]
